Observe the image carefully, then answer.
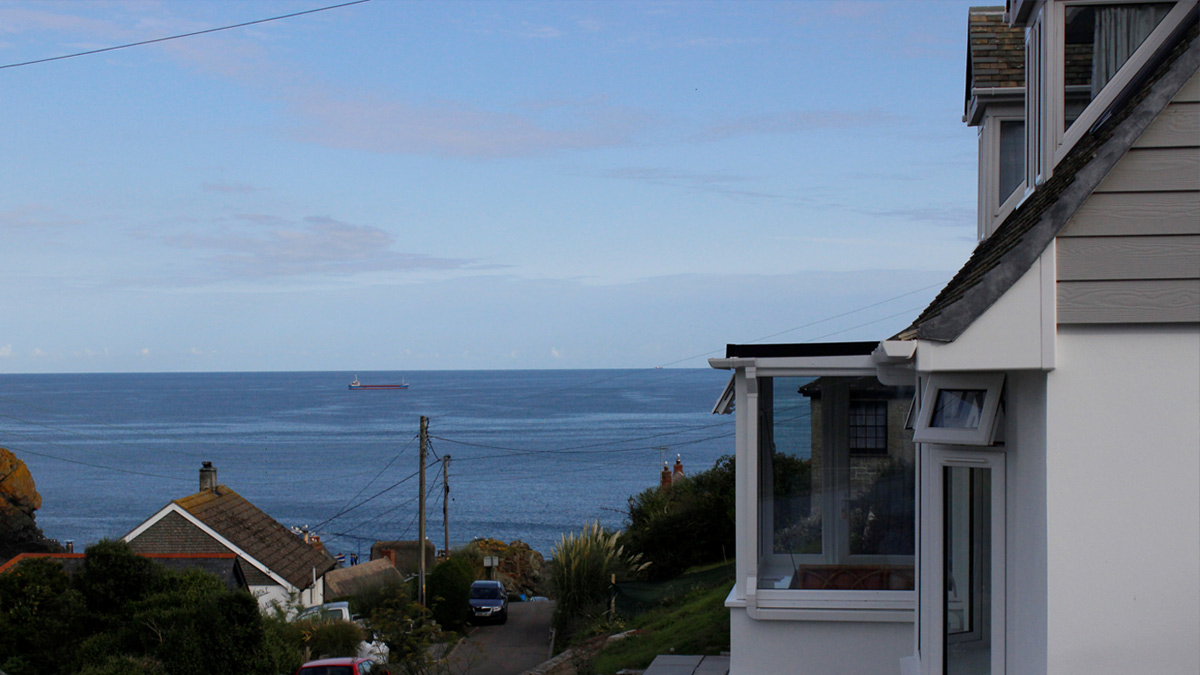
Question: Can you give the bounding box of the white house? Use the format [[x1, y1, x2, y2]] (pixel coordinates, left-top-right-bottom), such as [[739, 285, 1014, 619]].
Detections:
[[710, 2, 1199, 673]]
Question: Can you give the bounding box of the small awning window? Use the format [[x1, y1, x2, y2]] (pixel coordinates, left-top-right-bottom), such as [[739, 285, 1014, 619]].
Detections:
[[712, 374, 735, 415], [913, 373, 1005, 445]]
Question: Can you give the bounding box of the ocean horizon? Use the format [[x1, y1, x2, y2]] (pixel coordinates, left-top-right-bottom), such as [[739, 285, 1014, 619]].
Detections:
[[0, 368, 739, 557]]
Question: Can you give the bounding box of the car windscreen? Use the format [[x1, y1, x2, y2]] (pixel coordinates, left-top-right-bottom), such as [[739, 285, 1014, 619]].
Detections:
[[470, 587, 503, 599], [298, 667, 354, 675]]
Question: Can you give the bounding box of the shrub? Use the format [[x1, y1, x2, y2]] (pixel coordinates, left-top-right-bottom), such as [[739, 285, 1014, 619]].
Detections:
[[550, 522, 648, 645], [427, 554, 474, 632], [299, 618, 365, 659], [623, 456, 735, 579]]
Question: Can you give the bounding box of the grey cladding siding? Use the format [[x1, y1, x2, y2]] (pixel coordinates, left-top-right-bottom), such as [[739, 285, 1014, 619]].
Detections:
[[1057, 71, 1200, 325]]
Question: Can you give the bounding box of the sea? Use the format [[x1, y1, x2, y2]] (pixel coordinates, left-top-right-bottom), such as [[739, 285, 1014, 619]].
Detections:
[[0, 369, 736, 559]]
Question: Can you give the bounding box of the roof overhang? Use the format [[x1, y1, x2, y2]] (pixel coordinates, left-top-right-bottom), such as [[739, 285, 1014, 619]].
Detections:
[[709, 341, 884, 377]]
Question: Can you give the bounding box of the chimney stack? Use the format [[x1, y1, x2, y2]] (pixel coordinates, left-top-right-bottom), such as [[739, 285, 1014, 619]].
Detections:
[[660, 461, 672, 489], [199, 461, 217, 492], [672, 454, 684, 483]]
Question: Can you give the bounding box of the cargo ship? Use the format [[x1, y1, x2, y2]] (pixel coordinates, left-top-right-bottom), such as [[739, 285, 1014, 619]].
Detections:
[[349, 376, 409, 390]]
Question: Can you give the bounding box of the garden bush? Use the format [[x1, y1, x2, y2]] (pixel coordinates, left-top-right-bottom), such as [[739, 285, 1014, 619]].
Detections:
[[622, 456, 735, 579]]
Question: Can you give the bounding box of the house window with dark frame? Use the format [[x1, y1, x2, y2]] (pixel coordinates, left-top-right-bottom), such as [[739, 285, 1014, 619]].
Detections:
[[849, 399, 888, 455]]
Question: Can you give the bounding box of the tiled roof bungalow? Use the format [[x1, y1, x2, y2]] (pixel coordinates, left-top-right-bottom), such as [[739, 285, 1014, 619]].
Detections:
[[710, 2, 1198, 674], [123, 462, 337, 613]]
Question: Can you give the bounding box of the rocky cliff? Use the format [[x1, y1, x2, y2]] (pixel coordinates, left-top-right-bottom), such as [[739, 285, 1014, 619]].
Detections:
[[0, 447, 62, 562]]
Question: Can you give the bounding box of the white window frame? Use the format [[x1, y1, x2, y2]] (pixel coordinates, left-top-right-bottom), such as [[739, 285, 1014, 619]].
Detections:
[[1039, 0, 1191, 176], [726, 356, 916, 620], [978, 106, 1028, 240], [912, 373, 1005, 446], [918, 447, 1007, 675]]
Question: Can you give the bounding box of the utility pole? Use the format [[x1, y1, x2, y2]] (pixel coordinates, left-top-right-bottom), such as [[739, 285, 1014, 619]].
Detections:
[[418, 415, 428, 606], [443, 454, 451, 556]]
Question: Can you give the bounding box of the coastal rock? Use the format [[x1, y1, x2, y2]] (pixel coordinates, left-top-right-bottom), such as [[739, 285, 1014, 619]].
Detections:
[[1, 447, 42, 513], [0, 447, 60, 561]]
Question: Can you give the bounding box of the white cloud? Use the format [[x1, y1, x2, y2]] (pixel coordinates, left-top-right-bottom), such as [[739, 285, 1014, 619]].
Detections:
[[551, 348, 562, 359], [30, 348, 47, 358], [140, 347, 150, 356], [0, 344, 11, 358]]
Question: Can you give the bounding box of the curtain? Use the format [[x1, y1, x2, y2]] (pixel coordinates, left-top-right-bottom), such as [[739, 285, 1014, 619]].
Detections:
[[1092, 4, 1172, 97]]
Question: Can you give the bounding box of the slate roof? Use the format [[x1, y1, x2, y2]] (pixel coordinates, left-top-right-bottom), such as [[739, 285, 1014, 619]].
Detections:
[[903, 17, 1199, 342], [966, 6, 1026, 94], [324, 557, 404, 600], [170, 485, 336, 589]]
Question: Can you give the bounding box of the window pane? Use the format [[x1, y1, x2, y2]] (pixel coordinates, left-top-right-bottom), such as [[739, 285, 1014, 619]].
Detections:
[[759, 377, 820, 565], [758, 376, 914, 591], [931, 389, 986, 429], [998, 120, 1024, 201], [1064, 3, 1172, 130], [945, 466, 994, 674], [848, 456, 915, 557]]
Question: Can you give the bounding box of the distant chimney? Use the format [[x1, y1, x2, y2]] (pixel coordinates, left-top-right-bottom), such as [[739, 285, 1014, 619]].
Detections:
[[672, 454, 684, 483], [660, 461, 672, 489], [65, 540, 74, 553], [199, 461, 217, 492]]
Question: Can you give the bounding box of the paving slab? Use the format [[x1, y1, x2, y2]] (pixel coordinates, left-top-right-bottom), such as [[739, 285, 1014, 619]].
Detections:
[[644, 654, 732, 675]]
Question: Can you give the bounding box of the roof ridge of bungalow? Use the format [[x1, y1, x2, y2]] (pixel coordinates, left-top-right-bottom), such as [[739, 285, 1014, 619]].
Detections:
[[906, 20, 1199, 343]]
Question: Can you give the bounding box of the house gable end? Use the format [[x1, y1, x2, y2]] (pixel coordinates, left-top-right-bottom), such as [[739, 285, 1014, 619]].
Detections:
[[907, 23, 1199, 343], [124, 502, 293, 589]]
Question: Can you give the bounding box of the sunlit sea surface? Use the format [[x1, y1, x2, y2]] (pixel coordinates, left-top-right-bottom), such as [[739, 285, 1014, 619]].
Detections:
[[0, 369, 736, 557]]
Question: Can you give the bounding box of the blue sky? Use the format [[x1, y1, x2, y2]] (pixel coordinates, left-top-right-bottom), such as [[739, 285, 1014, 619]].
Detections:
[[0, 0, 981, 373]]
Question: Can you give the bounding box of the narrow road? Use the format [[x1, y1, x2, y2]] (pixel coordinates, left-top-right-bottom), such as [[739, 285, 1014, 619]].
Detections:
[[447, 600, 555, 675]]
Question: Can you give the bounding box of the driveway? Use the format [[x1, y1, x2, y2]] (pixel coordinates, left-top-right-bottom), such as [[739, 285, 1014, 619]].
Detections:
[[447, 601, 555, 675]]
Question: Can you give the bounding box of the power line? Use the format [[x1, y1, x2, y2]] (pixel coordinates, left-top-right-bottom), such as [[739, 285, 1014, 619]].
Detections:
[[0, 442, 192, 482], [331, 433, 418, 518], [311, 468, 420, 531], [0, 0, 372, 71]]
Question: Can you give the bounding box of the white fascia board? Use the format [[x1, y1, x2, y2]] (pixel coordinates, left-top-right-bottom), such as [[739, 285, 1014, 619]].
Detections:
[[712, 354, 878, 377], [915, 253, 1054, 373], [711, 354, 878, 375], [124, 503, 295, 590], [967, 87, 1025, 126], [873, 340, 917, 363]]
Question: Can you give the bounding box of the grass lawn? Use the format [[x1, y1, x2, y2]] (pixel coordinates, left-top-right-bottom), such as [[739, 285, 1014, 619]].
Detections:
[[590, 562, 733, 674]]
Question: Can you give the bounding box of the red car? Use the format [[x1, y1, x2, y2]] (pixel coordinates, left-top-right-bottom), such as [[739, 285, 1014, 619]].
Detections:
[[294, 657, 390, 675]]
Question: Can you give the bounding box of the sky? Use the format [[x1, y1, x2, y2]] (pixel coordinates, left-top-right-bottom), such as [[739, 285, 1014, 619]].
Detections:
[[0, 0, 984, 373]]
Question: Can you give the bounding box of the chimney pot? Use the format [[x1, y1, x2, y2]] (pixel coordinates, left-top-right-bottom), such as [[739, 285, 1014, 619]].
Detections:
[[199, 462, 217, 492]]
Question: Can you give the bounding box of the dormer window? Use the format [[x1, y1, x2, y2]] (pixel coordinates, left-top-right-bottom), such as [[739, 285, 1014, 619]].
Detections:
[[1023, 0, 1189, 187], [1063, 3, 1173, 131]]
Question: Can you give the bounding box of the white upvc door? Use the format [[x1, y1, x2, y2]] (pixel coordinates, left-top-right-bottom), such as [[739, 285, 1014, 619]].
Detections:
[[920, 447, 1006, 675]]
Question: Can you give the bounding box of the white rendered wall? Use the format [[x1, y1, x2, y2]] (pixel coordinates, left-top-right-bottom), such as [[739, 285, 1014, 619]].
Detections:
[[1004, 370, 1050, 674], [1045, 325, 1200, 674], [730, 610, 912, 675], [252, 584, 293, 614]]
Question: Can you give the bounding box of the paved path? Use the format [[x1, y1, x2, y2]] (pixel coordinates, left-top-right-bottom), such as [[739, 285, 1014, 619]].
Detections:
[[447, 601, 555, 675]]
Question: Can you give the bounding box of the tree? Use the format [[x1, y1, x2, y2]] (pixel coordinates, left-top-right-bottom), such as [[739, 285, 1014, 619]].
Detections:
[[427, 554, 475, 632]]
